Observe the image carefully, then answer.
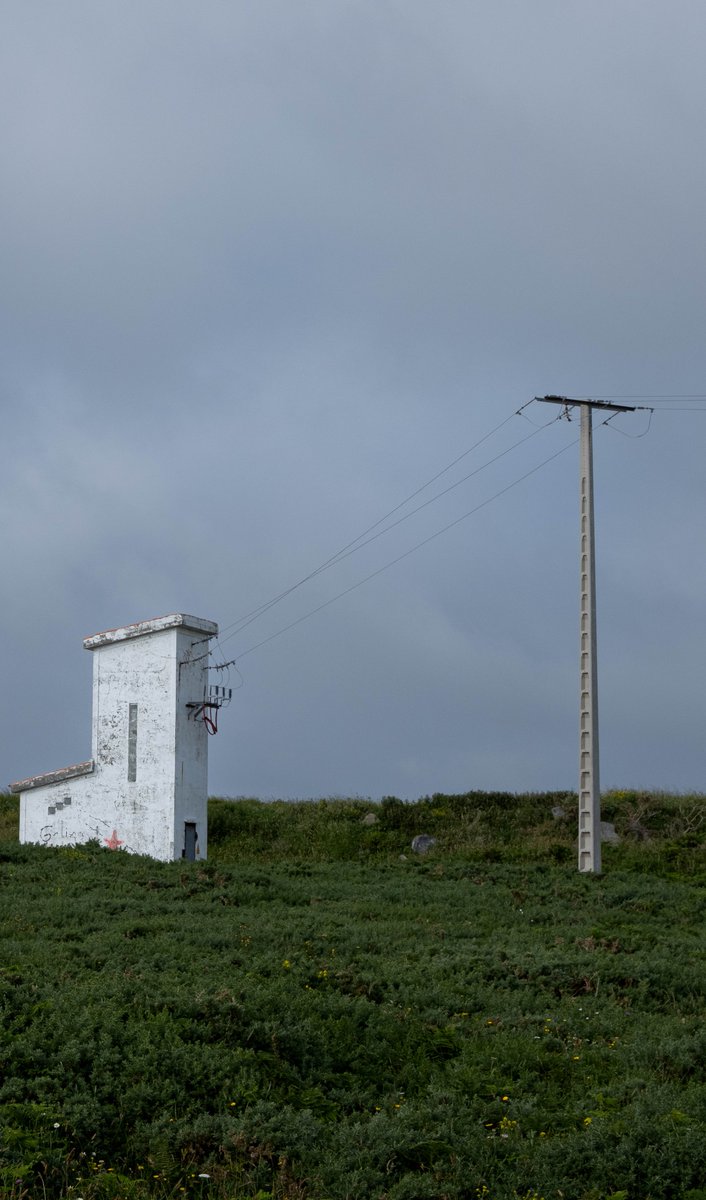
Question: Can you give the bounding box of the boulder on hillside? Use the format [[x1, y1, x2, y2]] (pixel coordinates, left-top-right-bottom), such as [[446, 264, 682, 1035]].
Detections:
[[411, 834, 436, 855]]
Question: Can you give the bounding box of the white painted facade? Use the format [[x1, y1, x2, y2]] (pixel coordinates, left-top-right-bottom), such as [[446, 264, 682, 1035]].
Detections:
[[11, 614, 218, 861]]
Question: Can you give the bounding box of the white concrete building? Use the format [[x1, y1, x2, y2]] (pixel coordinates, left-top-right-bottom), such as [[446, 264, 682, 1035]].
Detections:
[[10, 614, 220, 861]]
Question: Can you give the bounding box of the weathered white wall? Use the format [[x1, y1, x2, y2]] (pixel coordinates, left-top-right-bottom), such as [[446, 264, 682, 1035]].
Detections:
[[15, 615, 216, 861], [173, 626, 210, 860], [18, 763, 97, 848], [91, 627, 181, 857]]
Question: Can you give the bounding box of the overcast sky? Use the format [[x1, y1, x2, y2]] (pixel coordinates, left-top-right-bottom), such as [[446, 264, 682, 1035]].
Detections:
[[2, 1, 705, 801]]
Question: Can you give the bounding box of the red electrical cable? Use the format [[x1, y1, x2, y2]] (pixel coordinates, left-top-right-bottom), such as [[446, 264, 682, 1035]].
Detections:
[[203, 705, 218, 736]]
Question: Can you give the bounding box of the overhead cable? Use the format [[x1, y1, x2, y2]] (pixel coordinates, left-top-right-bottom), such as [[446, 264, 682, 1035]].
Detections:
[[190, 399, 547, 664], [215, 410, 562, 649], [215, 430, 579, 666]]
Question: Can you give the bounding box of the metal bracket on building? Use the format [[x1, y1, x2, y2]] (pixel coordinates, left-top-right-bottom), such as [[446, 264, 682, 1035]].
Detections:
[[186, 684, 232, 734]]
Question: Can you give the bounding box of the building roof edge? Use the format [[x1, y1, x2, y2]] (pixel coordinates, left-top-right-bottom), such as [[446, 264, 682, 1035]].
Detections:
[[10, 760, 95, 793], [83, 613, 218, 650]]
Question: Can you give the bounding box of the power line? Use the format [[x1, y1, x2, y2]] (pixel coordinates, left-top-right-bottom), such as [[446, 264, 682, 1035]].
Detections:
[[217, 430, 579, 666], [213, 411, 562, 648], [602, 409, 654, 438], [213, 401, 535, 641], [202, 394, 666, 672], [191, 400, 543, 662]]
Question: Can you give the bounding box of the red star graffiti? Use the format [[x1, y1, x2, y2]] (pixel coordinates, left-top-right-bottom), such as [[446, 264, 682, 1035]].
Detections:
[[104, 829, 123, 850]]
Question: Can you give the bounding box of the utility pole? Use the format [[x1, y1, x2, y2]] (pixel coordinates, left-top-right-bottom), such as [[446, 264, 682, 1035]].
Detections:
[[536, 396, 636, 873]]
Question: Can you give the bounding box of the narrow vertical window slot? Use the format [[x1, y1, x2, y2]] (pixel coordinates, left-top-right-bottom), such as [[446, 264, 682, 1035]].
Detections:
[[127, 704, 138, 782]]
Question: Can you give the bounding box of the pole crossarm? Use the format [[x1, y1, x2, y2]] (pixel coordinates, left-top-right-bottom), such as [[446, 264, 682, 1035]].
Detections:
[[536, 395, 637, 414]]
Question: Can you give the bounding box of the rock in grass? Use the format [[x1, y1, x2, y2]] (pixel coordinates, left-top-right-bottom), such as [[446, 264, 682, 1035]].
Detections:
[[361, 812, 378, 826], [411, 834, 436, 854], [601, 821, 620, 844]]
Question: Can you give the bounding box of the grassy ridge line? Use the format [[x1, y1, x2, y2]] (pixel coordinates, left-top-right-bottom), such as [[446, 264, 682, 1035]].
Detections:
[[208, 790, 705, 874], [1, 788, 704, 871]]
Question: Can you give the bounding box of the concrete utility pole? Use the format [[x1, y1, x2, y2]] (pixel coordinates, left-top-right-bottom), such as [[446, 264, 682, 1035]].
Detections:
[[536, 396, 636, 873]]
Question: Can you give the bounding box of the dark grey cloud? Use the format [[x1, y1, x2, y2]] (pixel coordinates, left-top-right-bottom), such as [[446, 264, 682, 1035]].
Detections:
[[2, 2, 705, 799]]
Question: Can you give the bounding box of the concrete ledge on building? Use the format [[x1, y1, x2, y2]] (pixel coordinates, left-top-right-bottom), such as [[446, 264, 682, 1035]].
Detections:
[[83, 613, 218, 650], [9, 760, 95, 793]]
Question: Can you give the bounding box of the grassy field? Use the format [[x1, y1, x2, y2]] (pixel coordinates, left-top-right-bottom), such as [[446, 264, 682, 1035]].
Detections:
[[0, 789, 705, 1200]]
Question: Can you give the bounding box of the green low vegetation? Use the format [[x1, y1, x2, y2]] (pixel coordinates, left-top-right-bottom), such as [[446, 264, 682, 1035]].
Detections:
[[0, 789, 705, 1200]]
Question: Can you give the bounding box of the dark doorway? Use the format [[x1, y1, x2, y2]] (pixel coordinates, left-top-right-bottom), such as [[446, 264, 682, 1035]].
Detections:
[[184, 822, 197, 861]]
